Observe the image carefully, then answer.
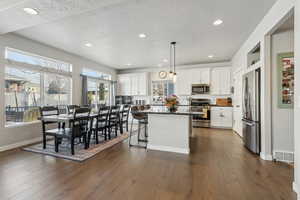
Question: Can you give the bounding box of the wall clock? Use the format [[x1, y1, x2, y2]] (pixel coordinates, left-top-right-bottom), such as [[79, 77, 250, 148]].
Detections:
[[159, 71, 167, 79]]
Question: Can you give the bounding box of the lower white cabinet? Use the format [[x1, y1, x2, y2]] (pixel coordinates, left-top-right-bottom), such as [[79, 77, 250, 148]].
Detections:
[[210, 107, 233, 128]]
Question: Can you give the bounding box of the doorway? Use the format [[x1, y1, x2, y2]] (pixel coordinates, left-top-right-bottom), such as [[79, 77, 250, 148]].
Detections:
[[270, 14, 294, 163]]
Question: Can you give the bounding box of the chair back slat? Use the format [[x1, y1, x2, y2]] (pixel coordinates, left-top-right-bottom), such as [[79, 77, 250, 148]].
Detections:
[[72, 107, 90, 137], [94, 106, 110, 129], [67, 105, 80, 114], [121, 105, 131, 121], [40, 106, 59, 117]]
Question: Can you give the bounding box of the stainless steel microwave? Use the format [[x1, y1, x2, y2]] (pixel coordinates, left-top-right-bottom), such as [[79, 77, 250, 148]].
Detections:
[[191, 84, 210, 95]]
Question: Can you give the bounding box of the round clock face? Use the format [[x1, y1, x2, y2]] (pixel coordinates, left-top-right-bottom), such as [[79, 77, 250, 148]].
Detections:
[[159, 71, 167, 79]]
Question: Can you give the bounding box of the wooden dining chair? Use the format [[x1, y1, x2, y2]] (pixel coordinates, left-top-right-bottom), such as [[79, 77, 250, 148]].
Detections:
[[108, 106, 120, 139], [90, 106, 110, 143], [67, 105, 80, 114], [45, 107, 91, 155], [120, 105, 131, 133], [40, 106, 61, 149]]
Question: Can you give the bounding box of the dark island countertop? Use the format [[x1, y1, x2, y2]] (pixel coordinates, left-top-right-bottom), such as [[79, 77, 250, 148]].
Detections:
[[137, 106, 203, 116]]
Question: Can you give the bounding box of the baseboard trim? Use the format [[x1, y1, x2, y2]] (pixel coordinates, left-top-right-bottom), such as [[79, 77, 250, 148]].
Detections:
[[0, 137, 42, 152], [260, 152, 273, 161], [147, 144, 189, 154], [293, 182, 300, 199]]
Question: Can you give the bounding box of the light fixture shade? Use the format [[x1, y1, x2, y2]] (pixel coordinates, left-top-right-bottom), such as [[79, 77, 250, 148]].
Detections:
[[169, 41, 177, 79], [173, 73, 177, 83]]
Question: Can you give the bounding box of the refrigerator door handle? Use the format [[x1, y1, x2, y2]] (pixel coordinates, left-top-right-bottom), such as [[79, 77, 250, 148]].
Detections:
[[242, 119, 255, 126]]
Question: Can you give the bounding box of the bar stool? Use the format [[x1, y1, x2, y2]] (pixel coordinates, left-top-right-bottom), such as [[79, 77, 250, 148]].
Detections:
[[129, 106, 148, 149]]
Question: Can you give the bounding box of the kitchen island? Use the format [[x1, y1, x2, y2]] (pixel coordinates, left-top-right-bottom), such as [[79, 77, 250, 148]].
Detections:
[[140, 106, 202, 154]]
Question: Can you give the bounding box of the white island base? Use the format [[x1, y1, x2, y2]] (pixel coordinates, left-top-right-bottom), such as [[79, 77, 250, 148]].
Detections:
[[147, 114, 191, 154]]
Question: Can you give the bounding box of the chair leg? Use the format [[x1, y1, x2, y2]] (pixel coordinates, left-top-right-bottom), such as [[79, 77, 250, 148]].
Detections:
[[104, 128, 107, 140], [108, 127, 111, 140], [120, 121, 123, 134], [115, 124, 118, 137], [95, 130, 99, 144], [54, 137, 59, 152], [84, 134, 88, 149], [71, 138, 75, 155], [129, 117, 134, 146], [126, 121, 129, 132], [43, 133, 46, 149], [137, 122, 141, 141]]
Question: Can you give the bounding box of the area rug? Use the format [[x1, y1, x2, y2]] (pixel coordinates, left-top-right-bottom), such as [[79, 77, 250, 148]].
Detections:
[[23, 132, 131, 162]]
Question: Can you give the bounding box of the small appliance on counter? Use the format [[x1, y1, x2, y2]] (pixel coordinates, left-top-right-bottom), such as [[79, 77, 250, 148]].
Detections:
[[135, 100, 146, 105], [191, 84, 210, 95]]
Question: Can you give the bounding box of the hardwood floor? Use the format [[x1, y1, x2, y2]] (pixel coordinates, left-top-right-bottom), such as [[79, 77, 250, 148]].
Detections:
[[0, 128, 296, 200]]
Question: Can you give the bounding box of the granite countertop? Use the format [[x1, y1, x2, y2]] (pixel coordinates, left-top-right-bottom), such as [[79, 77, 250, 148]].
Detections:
[[139, 106, 203, 116]]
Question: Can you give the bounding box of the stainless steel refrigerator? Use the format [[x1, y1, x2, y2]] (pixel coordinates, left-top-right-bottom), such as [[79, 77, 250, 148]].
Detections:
[[242, 68, 261, 154]]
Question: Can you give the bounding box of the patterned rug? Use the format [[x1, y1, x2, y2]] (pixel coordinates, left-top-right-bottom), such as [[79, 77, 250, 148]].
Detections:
[[23, 132, 130, 162]]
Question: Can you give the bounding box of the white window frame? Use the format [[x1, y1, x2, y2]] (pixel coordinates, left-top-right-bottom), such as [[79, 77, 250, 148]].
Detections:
[[4, 47, 73, 127]]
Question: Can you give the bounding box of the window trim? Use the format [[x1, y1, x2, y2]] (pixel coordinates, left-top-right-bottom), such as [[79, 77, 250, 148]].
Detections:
[[4, 48, 73, 127], [5, 47, 73, 73]]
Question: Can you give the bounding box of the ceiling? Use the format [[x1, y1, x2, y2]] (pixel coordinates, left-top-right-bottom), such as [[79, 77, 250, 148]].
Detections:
[[2, 0, 278, 69]]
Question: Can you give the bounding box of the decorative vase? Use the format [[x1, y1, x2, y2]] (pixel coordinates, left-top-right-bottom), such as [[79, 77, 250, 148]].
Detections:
[[168, 105, 178, 112]]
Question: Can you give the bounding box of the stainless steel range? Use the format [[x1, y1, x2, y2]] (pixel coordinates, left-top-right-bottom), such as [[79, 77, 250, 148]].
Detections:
[[190, 98, 211, 128]]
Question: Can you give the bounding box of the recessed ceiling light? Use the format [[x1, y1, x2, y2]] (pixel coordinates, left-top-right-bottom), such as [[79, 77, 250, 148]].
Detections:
[[126, 63, 132, 66], [23, 8, 39, 15], [163, 59, 168, 63], [139, 33, 147, 38], [85, 43, 92, 47], [158, 64, 162, 67], [208, 55, 214, 58], [213, 19, 223, 26]]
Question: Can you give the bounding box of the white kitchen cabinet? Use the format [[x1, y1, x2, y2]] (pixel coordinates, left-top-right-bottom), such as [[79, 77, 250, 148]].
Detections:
[[117, 74, 131, 95], [175, 70, 192, 95], [176, 68, 210, 95], [117, 73, 148, 96], [137, 73, 147, 95], [211, 67, 231, 95], [211, 106, 233, 128]]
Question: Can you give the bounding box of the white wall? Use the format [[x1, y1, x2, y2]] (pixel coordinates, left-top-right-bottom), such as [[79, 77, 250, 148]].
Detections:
[[271, 30, 294, 154], [293, 0, 300, 196], [231, 0, 295, 160], [0, 33, 116, 150]]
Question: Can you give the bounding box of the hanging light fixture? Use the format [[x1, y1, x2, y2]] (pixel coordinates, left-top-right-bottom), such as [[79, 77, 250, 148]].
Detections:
[[169, 41, 177, 82]]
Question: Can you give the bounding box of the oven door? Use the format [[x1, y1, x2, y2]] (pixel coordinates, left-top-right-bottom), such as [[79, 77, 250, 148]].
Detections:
[[192, 111, 210, 128]]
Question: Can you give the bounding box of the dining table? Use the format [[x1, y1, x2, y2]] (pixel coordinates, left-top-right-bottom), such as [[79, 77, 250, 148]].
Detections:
[[40, 113, 98, 123]]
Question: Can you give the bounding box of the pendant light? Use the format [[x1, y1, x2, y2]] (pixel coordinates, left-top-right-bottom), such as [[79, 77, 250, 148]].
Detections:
[[169, 41, 177, 82]]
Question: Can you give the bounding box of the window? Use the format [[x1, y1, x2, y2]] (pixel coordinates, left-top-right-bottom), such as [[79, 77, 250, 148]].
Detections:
[[82, 68, 112, 108], [82, 68, 111, 80], [4, 48, 72, 126], [5, 67, 41, 124], [87, 79, 110, 107], [6, 48, 72, 72], [44, 73, 72, 106]]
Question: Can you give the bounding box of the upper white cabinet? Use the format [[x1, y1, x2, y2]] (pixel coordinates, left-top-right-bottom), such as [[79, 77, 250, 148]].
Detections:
[[176, 70, 192, 95], [175, 68, 210, 95], [117, 74, 131, 95], [117, 73, 148, 96], [190, 68, 210, 84], [211, 67, 231, 95]]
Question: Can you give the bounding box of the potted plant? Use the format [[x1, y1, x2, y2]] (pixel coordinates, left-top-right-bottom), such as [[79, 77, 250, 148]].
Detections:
[[165, 95, 179, 112]]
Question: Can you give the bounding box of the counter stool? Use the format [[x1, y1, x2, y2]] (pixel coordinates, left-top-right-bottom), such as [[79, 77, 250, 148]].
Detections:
[[129, 106, 148, 149]]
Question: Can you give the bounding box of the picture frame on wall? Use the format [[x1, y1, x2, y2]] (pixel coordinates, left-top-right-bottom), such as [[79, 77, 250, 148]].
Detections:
[[277, 52, 294, 109]]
